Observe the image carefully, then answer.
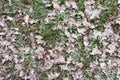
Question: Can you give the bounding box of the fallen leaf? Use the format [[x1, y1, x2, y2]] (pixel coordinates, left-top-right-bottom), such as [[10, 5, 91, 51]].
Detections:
[[52, 1, 61, 10], [0, 19, 7, 27], [19, 70, 24, 77], [47, 72, 60, 80], [84, 0, 103, 21], [65, 1, 71, 8], [7, 16, 14, 21], [23, 15, 29, 25], [70, 1, 77, 9], [100, 62, 106, 69], [118, 0, 120, 4]]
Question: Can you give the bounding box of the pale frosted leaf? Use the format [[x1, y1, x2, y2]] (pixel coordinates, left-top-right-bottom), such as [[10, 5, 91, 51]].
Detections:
[[65, 30, 71, 37], [90, 46, 102, 55], [47, 72, 60, 79], [115, 18, 120, 24], [24, 47, 30, 54], [23, 15, 29, 24], [65, 1, 71, 8], [77, 28, 86, 34], [71, 1, 77, 9], [52, 2, 61, 10], [15, 64, 23, 71], [19, 70, 24, 77], [63, 78, 69, 80], [84, 0, 102, 21], [100, 62, 106, 69], [44, 18, 49, 24], [118, 0, 120, 4], [7, 16, 14, 21], [76, 62, 84, 68], [29, 19, 38, 24], [0, 19, 7, 27], [0, 41, 10, 46], [71, 34, 77, 39]]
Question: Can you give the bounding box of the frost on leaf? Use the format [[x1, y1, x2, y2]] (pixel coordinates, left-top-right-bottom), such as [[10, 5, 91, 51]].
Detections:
[[29, 19, 38, 24], [52, 0, 61, 10], [115, 18, 120, 24], [23, 15, 29, 25], [77, 28, 87, 35], [65, 1, 77, 9], [70, 1, 78, 9], [100, 62, 107, 69], [118, 0, 120, 4], [19, 70, 24, 78], [47, 72, 60, 80], [90, 46, 102, 55], [65, 1, 71, 8], [0, 19, 7, 27], [35, 46, 45, 59], [84, 0, 103, 21], [7, 16, 14, 21]]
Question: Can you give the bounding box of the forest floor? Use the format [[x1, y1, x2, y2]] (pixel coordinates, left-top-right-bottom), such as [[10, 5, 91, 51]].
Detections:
[[0, 0, 120, 80]]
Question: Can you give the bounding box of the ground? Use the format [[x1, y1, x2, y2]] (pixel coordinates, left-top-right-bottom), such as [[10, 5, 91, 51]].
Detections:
[[0, 0, 120, 80]]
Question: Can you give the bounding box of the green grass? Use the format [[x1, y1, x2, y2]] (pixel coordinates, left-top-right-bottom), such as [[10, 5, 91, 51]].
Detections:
[[41, 23, 67, 49], [95, 0, 117, 31], [76, 0, 85, 11]]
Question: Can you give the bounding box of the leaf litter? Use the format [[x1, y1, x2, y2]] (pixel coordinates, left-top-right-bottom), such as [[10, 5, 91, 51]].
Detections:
[[0, 0, 120, 80]]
